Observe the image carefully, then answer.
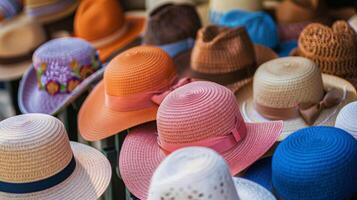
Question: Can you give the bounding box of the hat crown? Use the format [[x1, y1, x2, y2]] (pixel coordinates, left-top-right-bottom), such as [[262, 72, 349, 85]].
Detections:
[[157, 81, 244, 144], [74, 0, 126, 41], [191, 26, 256, 74], [272, 126, 357, 199], [104, 46, 176, 97], [253, 57, 324, 108], [335, 101, 357, 139], [143, 4, 201, 45], [298, 21, 357, 78], [0, 114, 73, 183], [148, 147, 240, 200], [33, 38, 100, 95]]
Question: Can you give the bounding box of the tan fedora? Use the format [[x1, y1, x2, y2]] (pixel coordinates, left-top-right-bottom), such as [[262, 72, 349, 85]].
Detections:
[[0, 14, 47, 81], [236, 57, 357, 140]]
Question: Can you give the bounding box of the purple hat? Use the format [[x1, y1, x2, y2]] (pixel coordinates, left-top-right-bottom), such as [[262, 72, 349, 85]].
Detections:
[[19, 37, 104, 115]]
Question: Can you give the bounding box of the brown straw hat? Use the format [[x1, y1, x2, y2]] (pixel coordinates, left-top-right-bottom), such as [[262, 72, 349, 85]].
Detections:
[[185, 25, 278, 92], [236, 57, 357, 140], [291, 20, 357, 88]]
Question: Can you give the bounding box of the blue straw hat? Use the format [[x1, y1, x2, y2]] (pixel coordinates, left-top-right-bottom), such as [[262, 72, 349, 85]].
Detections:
[[243, 126, 357, 200]]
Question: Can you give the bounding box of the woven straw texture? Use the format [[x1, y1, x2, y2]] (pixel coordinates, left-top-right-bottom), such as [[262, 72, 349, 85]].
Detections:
[[148, 147, 276, 200], [335, 101, 357, 139], [236, 57, 357, 140], [296, 21, 357, 84], [119, 81, 283, 199], [272, 126, 357, 200], [0, 114, 111, 199]]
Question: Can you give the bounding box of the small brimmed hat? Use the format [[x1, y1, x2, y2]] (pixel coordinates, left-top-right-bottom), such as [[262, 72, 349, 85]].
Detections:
[[335, 101, 357, 139], [185, 25, 278, 92], [0, 14, 47, 81], [143, 3, 201, 75], [148, 147, 276, 200], [78, 46, 190, 141], [291, 21, 357, 87], [236, 57, 357, 140], [74, 0, 145, 62], [243, 126, 357, 200], [119, 81, 283, 199], [18, 37, 104, 115], [0, 113, 111, 199], [24, 0, 79, 24], [0, 0, 22, 22]]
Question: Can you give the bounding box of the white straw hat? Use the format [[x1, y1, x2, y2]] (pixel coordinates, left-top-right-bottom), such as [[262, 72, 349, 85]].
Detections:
[[236, 57, 357, 140], [148, 147, 276, 200], [0, 114, 111, 200], [335, 101, 357, 139]]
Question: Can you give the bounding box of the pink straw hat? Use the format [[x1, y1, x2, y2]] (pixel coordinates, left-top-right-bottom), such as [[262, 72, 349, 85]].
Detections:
[[119, 81, 283, 199]]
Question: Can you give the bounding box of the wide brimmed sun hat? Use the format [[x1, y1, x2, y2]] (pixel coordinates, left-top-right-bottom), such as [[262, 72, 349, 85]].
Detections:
[[74, 0, 145, 62], [242, 126, 357, 200], [335, 101, 357, 139], [0, 113, 111, 200], [185, 25, 278, 93], [18, 37, 104, 115], [236, 56, 357, 141], [0, 14, 47, 81], [78, 46, 190, 141], [148, 147, 276, 200], [119, 81, 283, 199]]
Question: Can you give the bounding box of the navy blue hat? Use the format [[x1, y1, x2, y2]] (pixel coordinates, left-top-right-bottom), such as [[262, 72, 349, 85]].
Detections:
[[243, 126, 357, 200]]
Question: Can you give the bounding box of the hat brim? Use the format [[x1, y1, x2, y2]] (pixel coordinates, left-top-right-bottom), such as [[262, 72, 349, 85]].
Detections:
[[97, 15, 145, 62], [0, 142, 111, 199], [31, 0, 79, 24], [77, 81, 158, 141], [0, 60, 32, 81], [236, 74, 357, 141], [233, 177, 275, 200], [18, 65, 105, 115], [119, 119, 283, 199]]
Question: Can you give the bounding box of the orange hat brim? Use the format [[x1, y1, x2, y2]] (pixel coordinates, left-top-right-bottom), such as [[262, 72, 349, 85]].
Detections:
[[78, 81, 158, 141]]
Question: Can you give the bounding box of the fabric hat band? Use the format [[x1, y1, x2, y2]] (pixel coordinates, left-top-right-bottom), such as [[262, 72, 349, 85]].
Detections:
[[0, 156, 76, 194], [0, 48, 36, 65], [105, 77, 191, 112], [158, 115, 247, 155], [159, 38, 195, 58], [90, 23, 129, 49], [190, 62, 256, 86]]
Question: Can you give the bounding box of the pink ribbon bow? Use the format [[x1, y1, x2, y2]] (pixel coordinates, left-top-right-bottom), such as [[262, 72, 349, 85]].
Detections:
[[151, 77, 192, 105]]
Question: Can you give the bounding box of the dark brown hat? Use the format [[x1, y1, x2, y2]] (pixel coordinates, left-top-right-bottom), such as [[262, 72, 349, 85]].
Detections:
[[186, 25, 278, 92]]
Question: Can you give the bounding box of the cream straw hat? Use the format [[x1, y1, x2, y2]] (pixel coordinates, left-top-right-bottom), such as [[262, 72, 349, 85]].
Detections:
[[349, 15, 357, 33], [148, 147, 276, 200], [236, 57, 357, 140], [335, 101, 357, 140], [0, 114, 111, 200]]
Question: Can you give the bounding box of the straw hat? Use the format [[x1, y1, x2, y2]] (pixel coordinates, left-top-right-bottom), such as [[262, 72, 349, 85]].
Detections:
[[209, 0, 263, 24], [335, 101, 357, 139], [78, 46, 190, 141], [18, 37, 104, 115], [0, 14, 47, 81], [143, 3, 201, 75], [0, 113, 111, 199], [243, 126, 357, 200], [236, 57, 357, 141], [348, 15, 357, 33], [119, 81, 283, 199], [0, 0, 22, 22], [74, 0, 145, 62], [186, 25, 278, 93], [291, 21, 357, 88], [148, 147, 276, 200], [24, 0, 79, 24]]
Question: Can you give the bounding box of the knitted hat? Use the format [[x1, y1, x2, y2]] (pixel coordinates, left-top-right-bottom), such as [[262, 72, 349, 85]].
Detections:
[[18, 37, 104, 115], [236, 57, 357, 140], [119, 81, 283, 199], [335, 101, 357, 139], [148, 147, 276, 200], [0, 0, 22, 21], [185, 25, 278, 93], [74, 0, 145, 62], [291, 21, 357, 88]]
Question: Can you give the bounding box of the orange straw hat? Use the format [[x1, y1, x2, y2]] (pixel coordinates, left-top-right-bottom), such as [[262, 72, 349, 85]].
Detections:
[[74, 0, 145, 62], [78, 46, 191, 141]]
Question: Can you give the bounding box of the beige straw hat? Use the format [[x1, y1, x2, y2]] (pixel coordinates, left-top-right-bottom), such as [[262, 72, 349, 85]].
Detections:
[[0, 114, 111, 200], [0, 14, 47, 81], [236, 57, 357, 140]]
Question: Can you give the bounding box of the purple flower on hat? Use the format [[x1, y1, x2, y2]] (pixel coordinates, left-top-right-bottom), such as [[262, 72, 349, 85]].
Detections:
[[41, 61, 75, 86]]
